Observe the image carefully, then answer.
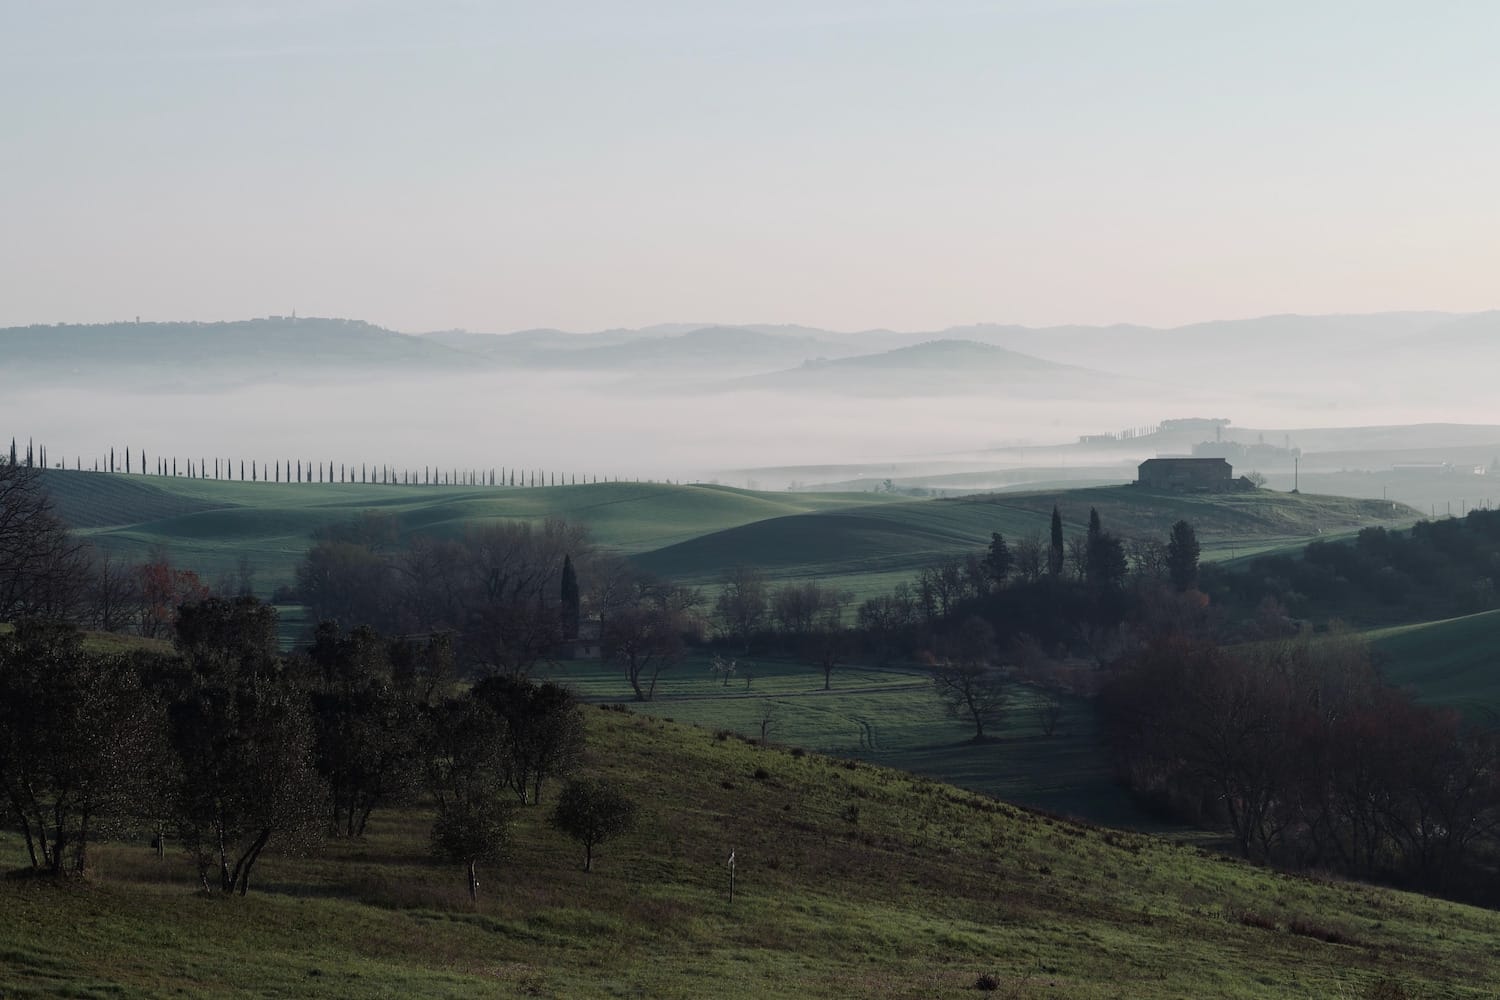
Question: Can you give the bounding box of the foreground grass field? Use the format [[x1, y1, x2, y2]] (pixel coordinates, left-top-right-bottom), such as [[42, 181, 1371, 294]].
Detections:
[[2, 709, 1496, 999]]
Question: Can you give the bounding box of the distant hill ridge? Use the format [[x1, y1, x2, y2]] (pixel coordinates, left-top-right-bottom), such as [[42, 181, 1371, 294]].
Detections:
[[4, 310, 1494, 394]]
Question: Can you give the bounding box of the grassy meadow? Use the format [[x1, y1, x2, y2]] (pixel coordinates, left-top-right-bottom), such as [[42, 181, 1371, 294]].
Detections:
[[1367, 610, 1500, 723], [3, 708, 1497, 999], [537, 654, 1149, 829]]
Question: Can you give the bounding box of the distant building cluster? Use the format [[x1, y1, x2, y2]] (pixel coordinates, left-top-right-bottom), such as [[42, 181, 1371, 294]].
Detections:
[[1078, 417, 1233, 445]]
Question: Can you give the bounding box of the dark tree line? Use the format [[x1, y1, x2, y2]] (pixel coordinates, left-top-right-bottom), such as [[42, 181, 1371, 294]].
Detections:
[[1202, 509, 1500, 628], [296, 515, 592, 677], [1101, 630, 1500, 898], [0, 598, 611, 899]]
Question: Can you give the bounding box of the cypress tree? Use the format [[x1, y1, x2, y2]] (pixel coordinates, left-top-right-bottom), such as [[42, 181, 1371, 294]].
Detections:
[[1166, 520, 1201, 592], [560, 555, 580, 639], [1048, 506, 1065, 577]]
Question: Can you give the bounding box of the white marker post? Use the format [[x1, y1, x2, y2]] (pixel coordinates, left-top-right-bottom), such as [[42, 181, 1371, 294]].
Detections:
[[728, 850, 736, 905]]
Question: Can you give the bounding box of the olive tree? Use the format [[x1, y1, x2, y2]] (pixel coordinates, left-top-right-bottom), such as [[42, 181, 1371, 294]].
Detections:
[[550, 777, 637, 873]]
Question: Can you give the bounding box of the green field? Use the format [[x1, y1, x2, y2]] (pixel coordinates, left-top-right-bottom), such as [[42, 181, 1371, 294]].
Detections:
[[1367, 610, 1500, 723], [41, 471, 903, 593], [2, 709, 1495, 998], [538, 654, 1148, 828], [41, 470, 1419, 604]]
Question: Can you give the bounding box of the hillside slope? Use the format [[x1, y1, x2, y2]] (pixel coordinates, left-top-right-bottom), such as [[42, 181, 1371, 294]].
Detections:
[[731, 339, 1131, 396], [0, 709, 1494, 998], [637, 486, 1419, 585], [1368, 609, 1500, 722], [0, 318, 481, 382], [36, 471, 904, 585]]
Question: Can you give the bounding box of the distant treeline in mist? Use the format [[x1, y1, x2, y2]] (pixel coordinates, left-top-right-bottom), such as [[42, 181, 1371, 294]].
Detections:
[[6, 437, 670, 488]]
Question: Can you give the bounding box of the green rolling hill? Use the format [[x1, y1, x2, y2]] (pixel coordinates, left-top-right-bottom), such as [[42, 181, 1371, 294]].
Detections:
[[38, 471, 1419, 600], [2, 709, 1496, 998], [1367, 610, 1500, 723], [637, 487, 1418, 590]]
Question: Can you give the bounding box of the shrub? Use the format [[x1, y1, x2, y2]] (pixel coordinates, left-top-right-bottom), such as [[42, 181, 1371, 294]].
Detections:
[[974, 972, 999, 991], [1238, 911, 1278, 931], [1287, 917, 1358, 946]]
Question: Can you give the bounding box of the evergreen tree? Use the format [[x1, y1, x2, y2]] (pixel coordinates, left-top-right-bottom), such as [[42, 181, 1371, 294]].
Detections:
[[1166, 520, 1201, 592], [1084, 507, 1126, 590], [983, 532, 1012, 584], [1048, 506, 1065, 577], [560, 555, 581, 640]]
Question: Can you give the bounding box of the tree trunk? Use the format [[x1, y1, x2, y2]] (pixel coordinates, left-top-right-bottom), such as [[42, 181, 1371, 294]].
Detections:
[[466, 859, 479, 901]]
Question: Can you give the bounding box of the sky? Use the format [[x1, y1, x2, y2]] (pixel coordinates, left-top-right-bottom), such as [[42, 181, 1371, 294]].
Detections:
[[3, 0, 1497, 333]]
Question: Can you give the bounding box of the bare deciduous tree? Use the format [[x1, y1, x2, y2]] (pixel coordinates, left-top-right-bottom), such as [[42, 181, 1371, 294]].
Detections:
[[714, 565, 768, 652], [604, 575, 701, 701], [928, 617, 1008, 742], [0, 461, 88, 621]]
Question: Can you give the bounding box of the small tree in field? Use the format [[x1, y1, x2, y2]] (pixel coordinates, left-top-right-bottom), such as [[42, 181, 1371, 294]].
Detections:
[[426, 698, 514, 900], [432, 793, 514, 902], [550, 777, 637, 873]]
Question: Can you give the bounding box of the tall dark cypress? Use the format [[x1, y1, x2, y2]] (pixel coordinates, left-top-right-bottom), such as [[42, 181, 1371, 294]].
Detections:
[[1048, 506, 1065, 577], [560, 555, 581, 639]]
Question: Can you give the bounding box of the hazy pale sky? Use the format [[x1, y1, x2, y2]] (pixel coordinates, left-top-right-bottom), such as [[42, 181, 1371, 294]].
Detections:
[[3, 1, 1497, 333]]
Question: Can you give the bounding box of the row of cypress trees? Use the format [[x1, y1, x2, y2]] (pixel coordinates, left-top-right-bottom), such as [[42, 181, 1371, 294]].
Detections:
[[7, 438, 679, 487]]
